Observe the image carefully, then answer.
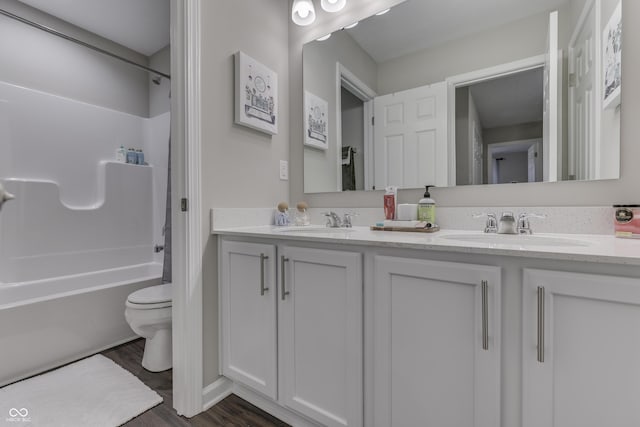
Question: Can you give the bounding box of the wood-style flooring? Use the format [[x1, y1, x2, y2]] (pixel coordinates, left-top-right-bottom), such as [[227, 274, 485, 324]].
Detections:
[[102, 339, 289, 427]]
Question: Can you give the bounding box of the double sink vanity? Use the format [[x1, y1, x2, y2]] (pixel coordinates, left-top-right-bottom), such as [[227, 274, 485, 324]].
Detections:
[[214, 220, 640, 427]]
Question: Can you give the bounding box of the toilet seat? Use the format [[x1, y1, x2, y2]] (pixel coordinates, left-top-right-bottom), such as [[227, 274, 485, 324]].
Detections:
[[127, 284, 172, 309]]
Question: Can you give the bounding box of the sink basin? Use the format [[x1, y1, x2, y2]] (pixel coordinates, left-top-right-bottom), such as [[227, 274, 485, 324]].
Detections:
[[274, 225, 356, 234], [437, 233, 591, 247]]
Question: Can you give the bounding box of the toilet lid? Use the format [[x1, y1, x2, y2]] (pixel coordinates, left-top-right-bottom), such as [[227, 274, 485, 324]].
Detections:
[[128, 284, 172, 305]]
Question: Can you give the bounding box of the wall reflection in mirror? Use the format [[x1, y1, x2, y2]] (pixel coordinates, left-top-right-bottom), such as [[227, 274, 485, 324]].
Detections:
[[302, 0, 622, 193]]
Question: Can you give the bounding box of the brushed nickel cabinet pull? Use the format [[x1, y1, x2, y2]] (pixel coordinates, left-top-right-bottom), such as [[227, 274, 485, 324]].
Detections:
[[482, 280, 489, 350], [537, 286, 545, 363], [259, 254, 269, 296], [281, 256, 290, 301]]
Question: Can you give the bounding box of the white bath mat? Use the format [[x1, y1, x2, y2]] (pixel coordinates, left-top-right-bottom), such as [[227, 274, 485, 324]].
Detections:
[[0, 354, 162, 426]]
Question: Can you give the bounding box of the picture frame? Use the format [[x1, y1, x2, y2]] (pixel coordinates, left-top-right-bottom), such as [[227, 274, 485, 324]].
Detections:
[[304, 91, 329, 150], [234, 51, 278, 135], [602, 1, 622, 110]]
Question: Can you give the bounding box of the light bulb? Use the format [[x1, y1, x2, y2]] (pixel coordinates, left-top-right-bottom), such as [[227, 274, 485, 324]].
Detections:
[[292, 0, 316, 26], [317, 33, 332, 41], [321, 0, 346, 13]]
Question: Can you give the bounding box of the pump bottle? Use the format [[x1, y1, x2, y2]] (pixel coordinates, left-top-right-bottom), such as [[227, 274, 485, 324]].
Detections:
[[417, 185, 436, 224]]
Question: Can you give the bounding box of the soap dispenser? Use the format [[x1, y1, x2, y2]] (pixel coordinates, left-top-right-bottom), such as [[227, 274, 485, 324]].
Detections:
[[417, 185, 436, 224]]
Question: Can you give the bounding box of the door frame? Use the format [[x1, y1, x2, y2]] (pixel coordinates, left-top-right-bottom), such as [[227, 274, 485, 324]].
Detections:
[[446, 55, 546, 186], [336, 63, 377, 191], [170, 0, 204, 417]]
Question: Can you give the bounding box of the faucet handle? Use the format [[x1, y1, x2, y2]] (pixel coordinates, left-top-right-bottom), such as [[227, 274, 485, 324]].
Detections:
[[321, 211, 342, 228], [517, 213, 546, 234], [342, 211, 358, 227], [473, 212, 498, 233], [518, 212, 546, 220]]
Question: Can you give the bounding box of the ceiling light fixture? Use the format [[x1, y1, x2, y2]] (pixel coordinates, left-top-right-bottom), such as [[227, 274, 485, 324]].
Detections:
[[292, 0, 316, 26], [320, 0, 346, 13], [344, 21, 358, 29], [316, 33, 332, 41], [376, 8, 391, 16]]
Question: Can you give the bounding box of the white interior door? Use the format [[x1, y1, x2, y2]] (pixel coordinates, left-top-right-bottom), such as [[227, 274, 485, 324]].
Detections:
[[373, 81, 447, 189], [568, 0, 601, 180], [543, 10, 561, 182]]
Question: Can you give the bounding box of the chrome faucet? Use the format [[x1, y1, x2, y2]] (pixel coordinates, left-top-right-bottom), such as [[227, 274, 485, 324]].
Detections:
[[516, 213, 546, 234], [322, 211, 342, 228], [474, 213, 498, 233], [322, 211, 357, 228]]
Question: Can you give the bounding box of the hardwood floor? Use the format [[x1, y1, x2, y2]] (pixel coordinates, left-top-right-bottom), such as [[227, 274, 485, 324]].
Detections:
[[102, 339, 289, 427]]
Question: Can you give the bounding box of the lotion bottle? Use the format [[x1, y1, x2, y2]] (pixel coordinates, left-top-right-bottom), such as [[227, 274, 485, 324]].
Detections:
[[417, 185, 436, 224]]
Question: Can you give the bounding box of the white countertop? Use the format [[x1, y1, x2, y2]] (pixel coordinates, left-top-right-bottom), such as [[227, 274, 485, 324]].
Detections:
[[213, 225, 640, 266]]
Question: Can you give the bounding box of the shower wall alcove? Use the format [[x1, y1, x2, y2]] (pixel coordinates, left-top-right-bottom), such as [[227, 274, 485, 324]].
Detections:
[[0, 79, 170, 385]]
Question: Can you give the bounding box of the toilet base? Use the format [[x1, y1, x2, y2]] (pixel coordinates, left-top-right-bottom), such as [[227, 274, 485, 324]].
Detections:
[[142, 328, 172, 372]]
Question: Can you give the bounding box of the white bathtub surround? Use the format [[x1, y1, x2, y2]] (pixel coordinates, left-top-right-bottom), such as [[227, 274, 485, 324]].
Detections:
[[0, 355, 162, 427], [0, 263, 161, 387], [0, 81, 171, 277], [0, 163, 153, 283], [211, 206, 614, 235]]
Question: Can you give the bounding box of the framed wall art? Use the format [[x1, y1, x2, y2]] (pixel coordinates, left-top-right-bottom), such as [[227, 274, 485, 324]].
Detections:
[[235, 51, 278, 135], [304, 91, 328, 150], [602, 1, 622, 110]]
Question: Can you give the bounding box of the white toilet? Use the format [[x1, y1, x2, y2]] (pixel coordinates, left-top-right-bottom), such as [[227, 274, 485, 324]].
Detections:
[[125, 283, 173, 372]]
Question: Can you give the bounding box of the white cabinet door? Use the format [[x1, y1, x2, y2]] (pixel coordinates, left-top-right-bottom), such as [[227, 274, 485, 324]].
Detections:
[[220, 240, 277, 399], [373, 256, 501, 427], [279, 246, 362, 427], [523, 269, 640, 427]]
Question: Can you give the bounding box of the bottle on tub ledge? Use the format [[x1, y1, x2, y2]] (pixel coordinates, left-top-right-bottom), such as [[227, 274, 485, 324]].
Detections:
[[126, 148, 137, 164], [116, 145, 126, 162]]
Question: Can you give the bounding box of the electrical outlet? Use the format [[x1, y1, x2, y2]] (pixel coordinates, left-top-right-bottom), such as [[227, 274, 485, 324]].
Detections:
[[280, 160, 289, 180]]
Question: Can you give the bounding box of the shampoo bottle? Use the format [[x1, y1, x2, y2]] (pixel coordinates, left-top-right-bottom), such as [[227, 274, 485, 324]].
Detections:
[[417, 185, 436, 224]]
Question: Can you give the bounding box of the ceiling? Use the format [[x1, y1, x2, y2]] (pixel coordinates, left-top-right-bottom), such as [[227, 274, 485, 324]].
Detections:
[[467, 67, 544, 129], [347, 0, 569, 63], [17, 0, 170, 56]]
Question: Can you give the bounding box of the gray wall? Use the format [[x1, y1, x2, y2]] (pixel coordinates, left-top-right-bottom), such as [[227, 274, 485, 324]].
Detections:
[[377, 10, 549, 95], [303, 30, 377, 193], [496, 152, 529, 183], [149, 45, 171, 117], [0, 0, 150, 117], [200, 0, 290, 386], [290, 0, 638, 208]]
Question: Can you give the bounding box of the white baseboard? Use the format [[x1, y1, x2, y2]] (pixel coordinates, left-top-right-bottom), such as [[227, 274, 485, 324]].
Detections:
[[201, 378, 320, 426], [230, 383, 320, 427], [202, 376, 234, 411]]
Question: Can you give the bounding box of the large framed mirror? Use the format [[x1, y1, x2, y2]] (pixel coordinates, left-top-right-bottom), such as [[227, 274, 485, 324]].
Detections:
[[302, 0, 622, 193]]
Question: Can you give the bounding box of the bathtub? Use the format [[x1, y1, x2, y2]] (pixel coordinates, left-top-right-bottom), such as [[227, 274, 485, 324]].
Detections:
[[0, 262, 162, 387]]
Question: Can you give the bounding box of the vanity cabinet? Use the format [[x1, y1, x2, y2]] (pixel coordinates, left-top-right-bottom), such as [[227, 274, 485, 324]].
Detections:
[[522, 269, 640, 427], [279, 246, 362, 427], [220, 239, 363, 427], [220, 240, 278, 399], [372, 256, 501, 427]]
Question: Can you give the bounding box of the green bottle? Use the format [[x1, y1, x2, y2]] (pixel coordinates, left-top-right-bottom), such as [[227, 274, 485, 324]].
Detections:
[[417, 185, 436, 224]]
